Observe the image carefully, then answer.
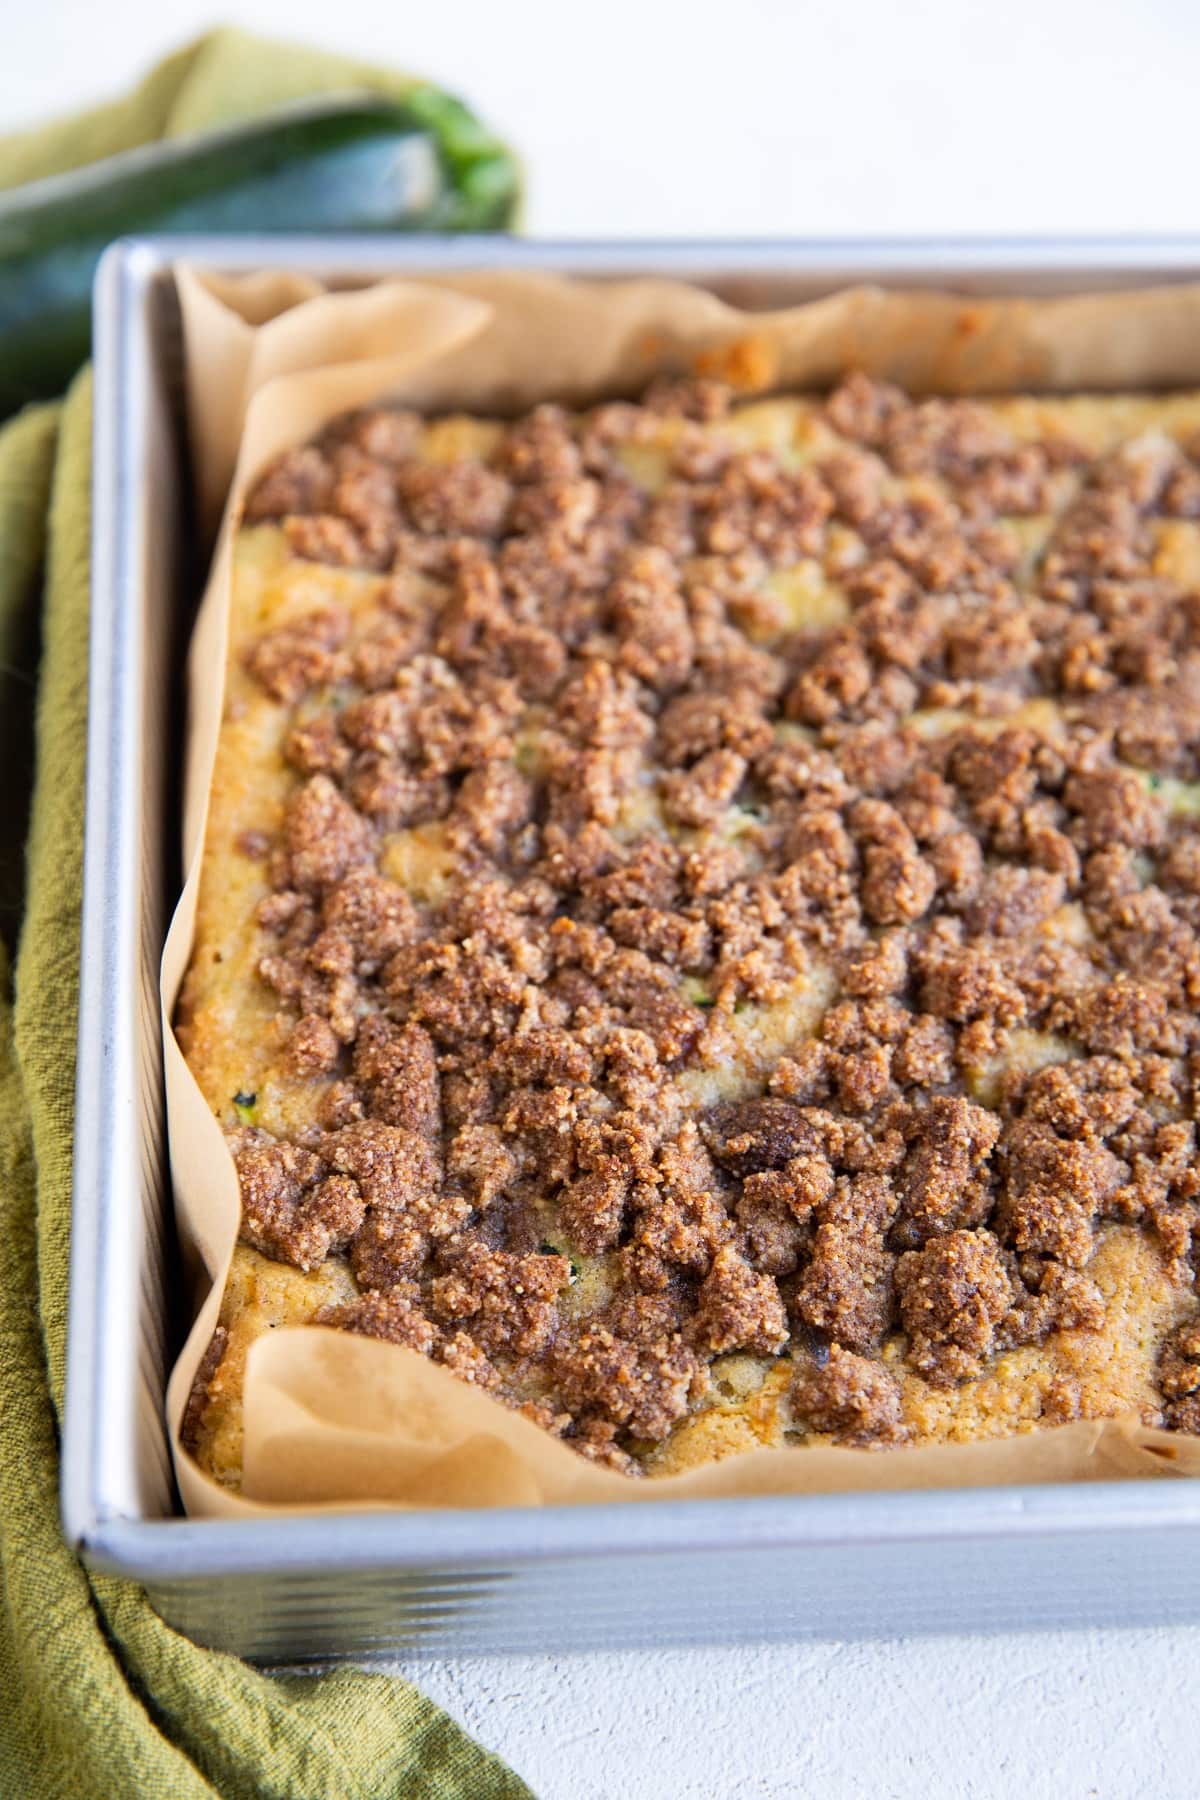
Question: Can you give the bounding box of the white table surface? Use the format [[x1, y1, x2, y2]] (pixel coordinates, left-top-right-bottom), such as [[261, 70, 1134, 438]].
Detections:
[[10, 2, 1200, 1792]]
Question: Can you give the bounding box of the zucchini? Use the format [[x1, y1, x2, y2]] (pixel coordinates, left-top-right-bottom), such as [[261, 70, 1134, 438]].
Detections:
[[0, 92, 520, 413]]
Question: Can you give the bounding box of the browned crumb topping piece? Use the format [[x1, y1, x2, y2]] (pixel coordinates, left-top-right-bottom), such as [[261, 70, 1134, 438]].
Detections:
[[235, 1141, 365, 1272], [549, 1294, 706, 1440], [791, 1344, 906, 1443], [181, 1325, 228, 1454], [1159, 1318, 1200, 1431], [895, 1230, 1013, 1384], [315, 1283, 437, 1355], [205, 374, 1200, 1468]]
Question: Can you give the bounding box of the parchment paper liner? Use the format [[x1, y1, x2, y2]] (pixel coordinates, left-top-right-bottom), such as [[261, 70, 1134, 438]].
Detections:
[[162, 263, 1200, 1517]]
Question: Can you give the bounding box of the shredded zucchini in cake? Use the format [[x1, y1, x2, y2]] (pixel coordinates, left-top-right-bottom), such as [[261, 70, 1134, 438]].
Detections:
[[178, 374, 1200, 1487]]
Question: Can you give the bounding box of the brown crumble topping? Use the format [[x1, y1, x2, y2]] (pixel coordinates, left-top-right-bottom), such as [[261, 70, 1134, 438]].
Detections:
[[791, 1343, 906, 1444], [191, 375, 1200, 1473]]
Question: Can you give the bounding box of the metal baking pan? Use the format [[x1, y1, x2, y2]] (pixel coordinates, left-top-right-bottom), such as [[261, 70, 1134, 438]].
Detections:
[[63, 235, 1200, 1661]]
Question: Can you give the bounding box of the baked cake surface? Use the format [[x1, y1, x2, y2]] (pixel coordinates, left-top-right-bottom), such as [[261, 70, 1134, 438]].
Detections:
[[178, 374, 1200, 1487]]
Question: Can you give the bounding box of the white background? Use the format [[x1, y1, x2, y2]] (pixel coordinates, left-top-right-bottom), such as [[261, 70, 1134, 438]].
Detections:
[[10, 2, 1200, 1793]]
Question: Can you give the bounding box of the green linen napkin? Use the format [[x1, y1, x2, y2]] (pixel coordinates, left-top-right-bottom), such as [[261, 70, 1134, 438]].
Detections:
[[0, 34, 533, 1800]]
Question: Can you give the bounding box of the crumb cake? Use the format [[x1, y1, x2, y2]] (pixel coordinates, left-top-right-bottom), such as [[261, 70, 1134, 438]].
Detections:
[[178, 371, 1200, 1488]]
